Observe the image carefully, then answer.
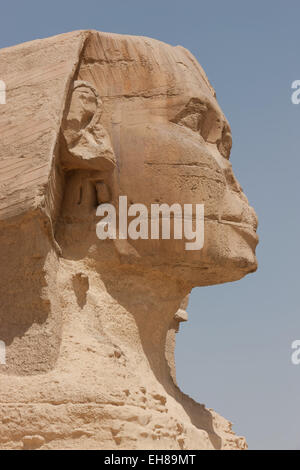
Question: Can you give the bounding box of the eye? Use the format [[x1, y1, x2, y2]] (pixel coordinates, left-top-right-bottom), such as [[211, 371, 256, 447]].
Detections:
[[176, 113, 202, 132], [171, 99, 232, 158], [171, 99, 208, 133]]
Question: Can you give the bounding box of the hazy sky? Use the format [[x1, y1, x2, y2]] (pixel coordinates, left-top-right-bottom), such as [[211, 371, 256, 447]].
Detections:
[[1, 0, 299, 450]]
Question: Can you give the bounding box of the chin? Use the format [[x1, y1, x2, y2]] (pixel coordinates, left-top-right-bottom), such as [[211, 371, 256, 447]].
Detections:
[[232, 254, 258, 273], [199, 241, 258, 286], [215, 225, 259, 277], [222, 249, 258, 280]]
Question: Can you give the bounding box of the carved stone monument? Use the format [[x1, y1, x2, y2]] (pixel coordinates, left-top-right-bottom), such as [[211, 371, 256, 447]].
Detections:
[[0, 31, 258, 449]]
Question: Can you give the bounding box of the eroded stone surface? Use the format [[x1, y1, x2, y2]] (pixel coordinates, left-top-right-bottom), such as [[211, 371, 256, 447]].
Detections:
[[0, 30, 258, 450]]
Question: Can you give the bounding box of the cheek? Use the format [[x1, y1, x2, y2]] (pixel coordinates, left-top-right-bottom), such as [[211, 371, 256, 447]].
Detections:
[[118, 125, 227, 211]]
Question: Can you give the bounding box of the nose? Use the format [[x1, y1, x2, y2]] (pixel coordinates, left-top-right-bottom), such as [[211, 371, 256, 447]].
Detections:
[[248, 205, 258, 231]]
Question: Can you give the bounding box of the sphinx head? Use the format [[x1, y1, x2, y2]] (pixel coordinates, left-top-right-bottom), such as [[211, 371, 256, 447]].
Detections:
[[59, 32, 258, 287]]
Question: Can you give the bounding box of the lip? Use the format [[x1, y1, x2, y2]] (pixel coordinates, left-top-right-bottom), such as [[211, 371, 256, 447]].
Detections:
[[220, 219, 259, 247]]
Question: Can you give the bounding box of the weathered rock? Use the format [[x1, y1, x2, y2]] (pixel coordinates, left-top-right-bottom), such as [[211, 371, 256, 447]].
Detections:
[[0, 30, 258, 450]]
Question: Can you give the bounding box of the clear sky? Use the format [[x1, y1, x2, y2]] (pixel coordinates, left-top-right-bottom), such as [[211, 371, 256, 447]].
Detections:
[[1, 0, 299, 450]]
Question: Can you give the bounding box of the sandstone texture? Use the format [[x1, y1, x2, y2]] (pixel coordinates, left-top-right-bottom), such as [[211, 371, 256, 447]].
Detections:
[[0, 31, 258, 450]]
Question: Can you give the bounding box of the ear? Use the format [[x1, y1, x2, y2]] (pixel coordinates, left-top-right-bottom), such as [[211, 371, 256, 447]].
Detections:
[[61, 80, 116, 172]]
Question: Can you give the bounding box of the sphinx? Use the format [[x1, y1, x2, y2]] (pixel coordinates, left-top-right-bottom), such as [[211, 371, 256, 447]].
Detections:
[[0, 30, 258, 450]]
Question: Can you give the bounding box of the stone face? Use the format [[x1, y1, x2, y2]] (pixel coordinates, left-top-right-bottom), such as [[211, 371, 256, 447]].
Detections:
[[0, 30, 258, 450]]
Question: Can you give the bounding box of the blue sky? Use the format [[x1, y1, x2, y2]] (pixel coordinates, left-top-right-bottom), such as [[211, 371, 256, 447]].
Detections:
[[1, 0, 300, 449]]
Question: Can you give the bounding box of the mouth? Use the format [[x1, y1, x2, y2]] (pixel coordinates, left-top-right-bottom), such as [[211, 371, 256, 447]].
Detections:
[[204, 214, 259, 247], [219, 219, 259, 248]]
